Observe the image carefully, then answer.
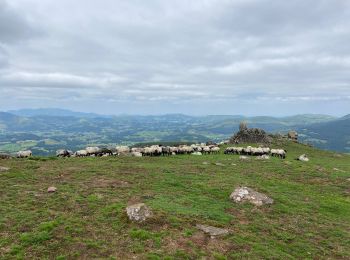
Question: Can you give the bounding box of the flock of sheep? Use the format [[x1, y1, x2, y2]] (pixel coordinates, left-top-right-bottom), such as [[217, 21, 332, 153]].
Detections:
[[14, 144, 287, 159], [224, 146, 287, 159], [16, 144, 287, 159], [58, 144, 221, 157]]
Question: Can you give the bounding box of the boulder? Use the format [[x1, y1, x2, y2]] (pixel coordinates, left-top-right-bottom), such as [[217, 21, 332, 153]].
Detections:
[[126, 203, 152, 222], [47, 186, 57, 193], [298, 154, 309, 162], [196, 224, 229, 238], [230, 187, 273, 206]]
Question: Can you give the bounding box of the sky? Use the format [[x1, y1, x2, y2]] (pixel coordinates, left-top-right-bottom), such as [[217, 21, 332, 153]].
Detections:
[[0, 0, 349, 116]]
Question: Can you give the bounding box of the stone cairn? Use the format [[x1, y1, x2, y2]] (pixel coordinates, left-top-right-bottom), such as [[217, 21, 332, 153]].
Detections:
[[229, 122, 272, 144]]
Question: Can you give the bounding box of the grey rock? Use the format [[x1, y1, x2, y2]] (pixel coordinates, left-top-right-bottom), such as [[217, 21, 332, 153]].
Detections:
[[47, 186, 57, 193], [298, 154, 309, 162], [126, 203, 152, 222], [230, 187, 273, 206], [196, 224, 229, 238], [0, 166, 10, 172]]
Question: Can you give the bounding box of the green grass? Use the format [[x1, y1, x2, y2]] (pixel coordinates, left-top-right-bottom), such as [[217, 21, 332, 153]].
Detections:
[[0, 140, 349, 259]]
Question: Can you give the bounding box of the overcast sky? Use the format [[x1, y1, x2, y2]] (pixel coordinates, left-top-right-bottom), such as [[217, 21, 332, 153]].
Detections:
[[0, 0, 349, 116]]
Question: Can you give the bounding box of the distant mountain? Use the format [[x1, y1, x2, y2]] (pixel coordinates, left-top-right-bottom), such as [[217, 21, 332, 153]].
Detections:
[[8, 108, 111, 118], [0, 109, 348, 155], [297, 116, 350, 152]]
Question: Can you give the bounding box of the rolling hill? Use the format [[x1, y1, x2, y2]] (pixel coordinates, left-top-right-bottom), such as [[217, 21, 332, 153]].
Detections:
[[0, 109, 348, 155]]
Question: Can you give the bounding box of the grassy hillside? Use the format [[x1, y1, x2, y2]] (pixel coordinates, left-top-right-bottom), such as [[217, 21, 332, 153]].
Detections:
[[0, 141, 349, 259]]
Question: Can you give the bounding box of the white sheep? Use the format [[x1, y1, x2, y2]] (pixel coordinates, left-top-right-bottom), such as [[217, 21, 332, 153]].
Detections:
[[16, 150, 32, 158]]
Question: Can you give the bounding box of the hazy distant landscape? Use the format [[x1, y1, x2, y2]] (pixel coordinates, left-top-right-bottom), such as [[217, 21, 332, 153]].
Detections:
[[0, 108, 348, 155]]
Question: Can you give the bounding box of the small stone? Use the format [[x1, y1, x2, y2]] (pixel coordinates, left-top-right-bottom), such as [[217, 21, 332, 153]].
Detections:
[[231, 163, 237, 166], [215, 162, 225, 166], [196, 224, 229, 238], [47, 186, 57, 193], [230, 187, 273, 206], [256, 155, 270, 160], [192, 152, 202, 156], [202, 162, 209, 165], [239, 156, 249, 160], [126, 203, 152, 222], [0, 166, 10, 172]]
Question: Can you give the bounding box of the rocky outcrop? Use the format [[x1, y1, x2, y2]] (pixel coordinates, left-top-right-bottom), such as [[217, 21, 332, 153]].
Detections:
[[230, 187, 273, 206], [229, 123, 272, 144], [288, 131, 298, 141]]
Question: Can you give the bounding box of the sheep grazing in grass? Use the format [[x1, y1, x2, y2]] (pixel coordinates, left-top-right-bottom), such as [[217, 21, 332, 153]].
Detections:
[[210, 146, 220, 154], [270, 149, 286, 159], [56, 149, 72, 157], [99, 148, 113, 156], [224, 147, 244, 155], [16, 150, 32, 158], [75, 150, 88, 157], [57, 142, 222, 158], [86, 147, 101, 156], [161, 146, 171, 156], [116, 146, 130, 155], [225, 146, 286, 159]]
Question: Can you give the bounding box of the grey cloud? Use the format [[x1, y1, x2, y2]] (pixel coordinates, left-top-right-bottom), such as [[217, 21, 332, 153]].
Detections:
[[0, 0, 41, 44], [0, 0, 349, 115]]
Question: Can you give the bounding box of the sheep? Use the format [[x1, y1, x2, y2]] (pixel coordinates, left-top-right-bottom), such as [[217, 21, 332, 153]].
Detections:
[[271, 149, 286, 159], [86, 147, 101, 156], [162, 146, 171, 156], [143, 145, 162, 156], [201, 146, 211, 155], [131, 147, 144, 153], [16, 150, 32, 158], [116, 146, 130, 155], [0, 153, 12, 159], [75, 150, 88, 157], [169, 146, 179, 155], [210, 146, 220, 154], [99, 148, 113, 156], [56, 149, 71, 157]]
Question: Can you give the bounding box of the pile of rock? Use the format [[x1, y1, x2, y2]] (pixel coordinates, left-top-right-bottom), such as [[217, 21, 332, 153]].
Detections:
[[229, 122, 272, 144]]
